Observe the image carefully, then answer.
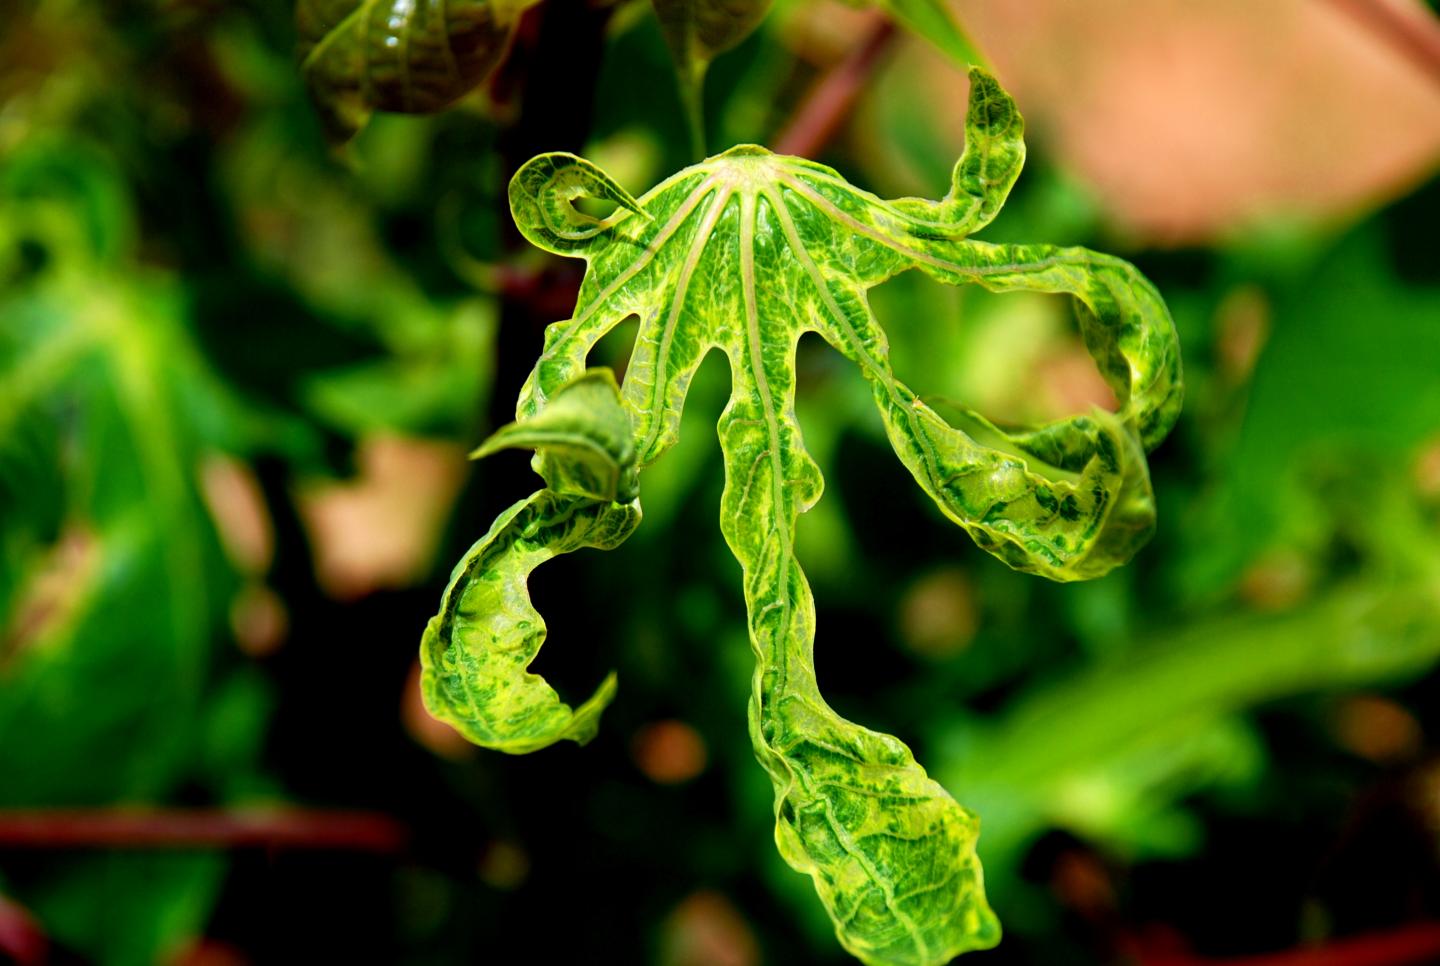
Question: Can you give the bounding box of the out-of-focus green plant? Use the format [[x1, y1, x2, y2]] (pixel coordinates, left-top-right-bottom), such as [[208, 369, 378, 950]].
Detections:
[[0, 136, 273, 964], [0, 137, 259, 805], [0, 4, 498, 959], [418, 69, 1182, 964], [296, 0, 979, 151], [298, 0, 543, 144], [651, 0, 774, 156]]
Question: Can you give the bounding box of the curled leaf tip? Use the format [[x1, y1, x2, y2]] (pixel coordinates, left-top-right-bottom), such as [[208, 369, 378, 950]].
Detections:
[[509, 155, 651, 255], [474, 368, 638, 502], [420, 492, 638, 755]]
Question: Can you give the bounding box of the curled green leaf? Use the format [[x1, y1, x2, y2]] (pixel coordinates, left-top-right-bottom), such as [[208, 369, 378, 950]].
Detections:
[[475, 368, 638, 502], [420, 491, 639, 754], [296, 0, 538, 144], [892, 68, 1025, 236], [423, 67, 1181, 963], [422, 369, 640, 753], [508, 154, 650, 255], [753, 687, 1000, 963]]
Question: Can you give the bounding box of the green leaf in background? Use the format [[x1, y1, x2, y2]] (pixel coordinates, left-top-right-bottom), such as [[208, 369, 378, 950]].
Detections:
[[0, 138, 273, 963], [651, 0, 774, 157], [23, 854, 226, 966], [0, 142, 229, 805], [297, 0, 541, 144], [297, 297, 495, 440], [942, 576, 1440, 884], [1180, 228, 1440, 597], [875, 0, 983, 65], [421, 68, 1182, 963]]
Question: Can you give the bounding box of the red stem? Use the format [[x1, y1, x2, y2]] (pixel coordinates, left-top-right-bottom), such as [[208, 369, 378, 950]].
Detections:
[[1136, 922, 1440, 966], [0, 808, 407, 853], [773, 14, 899, 158], [0, 894, 47, 966], [1323, 0, 1440, 89]]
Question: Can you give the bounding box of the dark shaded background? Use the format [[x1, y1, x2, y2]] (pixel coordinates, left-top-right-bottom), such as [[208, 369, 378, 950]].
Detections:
[[2, 1, 1440, 963]]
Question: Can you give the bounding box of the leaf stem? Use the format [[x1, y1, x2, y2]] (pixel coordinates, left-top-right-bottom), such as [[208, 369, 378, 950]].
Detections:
[[681, 68, 709, 161], [0, 808, 407, 852], [1128, 920, 1440, 966]]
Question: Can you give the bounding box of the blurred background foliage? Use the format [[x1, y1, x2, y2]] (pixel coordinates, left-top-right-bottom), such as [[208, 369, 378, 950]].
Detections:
[[1, 0, 1439, 963]]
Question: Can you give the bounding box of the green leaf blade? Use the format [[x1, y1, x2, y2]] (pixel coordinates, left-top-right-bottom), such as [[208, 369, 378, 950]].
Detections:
[[766, 704, 1001, 964], [476, 368, 638, 502]]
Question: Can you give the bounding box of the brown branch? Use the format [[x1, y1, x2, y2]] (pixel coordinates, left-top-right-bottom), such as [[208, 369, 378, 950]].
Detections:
[[0, 808, 407, 853], [1134, 921, 1440, 966], [773, 14, 899, 159], [1323, 0, 1440, 89]]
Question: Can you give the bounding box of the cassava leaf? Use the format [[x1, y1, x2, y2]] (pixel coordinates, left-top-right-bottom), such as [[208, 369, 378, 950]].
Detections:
[[651, 0, 772, 79], [650, 0, 773, 157], [421, 67, 1181, 963], [296, 0, 539, 144]]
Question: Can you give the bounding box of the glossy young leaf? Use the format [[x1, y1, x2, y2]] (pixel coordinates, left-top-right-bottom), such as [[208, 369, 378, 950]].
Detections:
[[296, 0, 538, 144], [421, 68, 1181, 963]]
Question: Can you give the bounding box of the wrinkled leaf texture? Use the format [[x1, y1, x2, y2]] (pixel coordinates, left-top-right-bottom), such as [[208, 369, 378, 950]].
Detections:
[[421, 68, 1181, 965]]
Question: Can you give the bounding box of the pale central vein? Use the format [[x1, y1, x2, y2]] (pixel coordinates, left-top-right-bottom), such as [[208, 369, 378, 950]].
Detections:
[[783, 166, 984, 233], [737, 191, 791, 679], [740, 191, 930, 962], [766, 188, 962, 534]]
